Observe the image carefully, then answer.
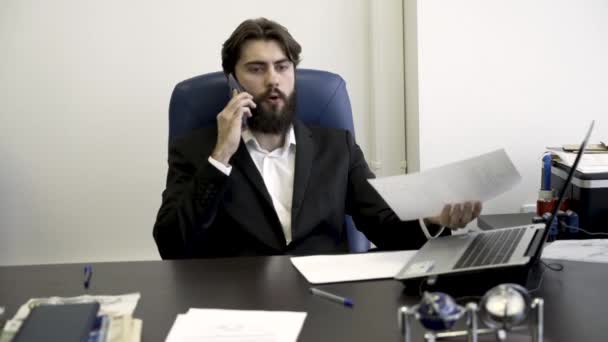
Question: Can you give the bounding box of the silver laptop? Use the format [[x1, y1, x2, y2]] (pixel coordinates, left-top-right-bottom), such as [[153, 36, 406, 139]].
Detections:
[[395, 121, 594, 281]]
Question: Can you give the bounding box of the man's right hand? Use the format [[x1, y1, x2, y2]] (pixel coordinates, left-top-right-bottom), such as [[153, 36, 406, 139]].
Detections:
[[211, 90, 256, 166]]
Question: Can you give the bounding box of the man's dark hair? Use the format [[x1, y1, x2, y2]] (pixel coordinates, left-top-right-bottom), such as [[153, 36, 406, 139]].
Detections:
[[221, 18, 302, 75]]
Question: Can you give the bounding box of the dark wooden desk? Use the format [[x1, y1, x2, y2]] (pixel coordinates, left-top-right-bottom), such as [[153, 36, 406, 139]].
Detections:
[[1, 256, 607, 341]]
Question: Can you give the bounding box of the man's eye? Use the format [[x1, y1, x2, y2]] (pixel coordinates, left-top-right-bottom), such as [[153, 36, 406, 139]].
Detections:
[[276, 64, 289, 71], [248, 67, 263, 73]]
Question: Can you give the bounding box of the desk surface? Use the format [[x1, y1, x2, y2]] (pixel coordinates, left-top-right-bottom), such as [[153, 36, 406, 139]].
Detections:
[[1, 256, 607, 341]]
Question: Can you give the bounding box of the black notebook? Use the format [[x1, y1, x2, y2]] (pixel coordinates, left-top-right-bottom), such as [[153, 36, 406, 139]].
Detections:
[[13, 302, 100, 342]]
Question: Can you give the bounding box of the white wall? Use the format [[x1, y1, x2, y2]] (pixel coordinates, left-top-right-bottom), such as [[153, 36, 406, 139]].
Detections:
[[368, 0, 407, 175], [0, 0, 408, 265], [409, 0, 608, 214], [404, 0, 421, 173]]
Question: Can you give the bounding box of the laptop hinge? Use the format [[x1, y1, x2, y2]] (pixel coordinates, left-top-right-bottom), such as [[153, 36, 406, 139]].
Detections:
[[524, 229, 543, 257]]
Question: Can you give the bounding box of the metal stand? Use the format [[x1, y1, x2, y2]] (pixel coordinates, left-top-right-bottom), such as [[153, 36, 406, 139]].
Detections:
[[399, 298, 544, 342]]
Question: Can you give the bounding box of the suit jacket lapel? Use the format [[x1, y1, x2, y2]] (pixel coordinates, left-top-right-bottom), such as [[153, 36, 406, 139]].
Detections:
[[230, 140, 275, 209], [291, 121, 314, 237], [227, 139, 287, 249]]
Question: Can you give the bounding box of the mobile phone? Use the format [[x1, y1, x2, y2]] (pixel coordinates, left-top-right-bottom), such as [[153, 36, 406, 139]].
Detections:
[[227, 74, 251, 126], [227, 73, 245, 94]]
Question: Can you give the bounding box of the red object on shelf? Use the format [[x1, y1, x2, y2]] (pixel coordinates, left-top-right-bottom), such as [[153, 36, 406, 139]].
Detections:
[[537, 198, 569, 216]]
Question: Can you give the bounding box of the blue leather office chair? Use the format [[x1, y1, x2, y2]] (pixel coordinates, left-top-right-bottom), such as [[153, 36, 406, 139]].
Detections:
[[168, 69, 371, 253]]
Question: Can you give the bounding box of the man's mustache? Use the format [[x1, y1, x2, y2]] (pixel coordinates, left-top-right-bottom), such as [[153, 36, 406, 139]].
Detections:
[[254, 88, 287, 103]]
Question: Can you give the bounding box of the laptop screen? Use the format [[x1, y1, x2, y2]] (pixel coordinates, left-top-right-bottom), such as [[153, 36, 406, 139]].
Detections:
[[532, 120, 594, 261]]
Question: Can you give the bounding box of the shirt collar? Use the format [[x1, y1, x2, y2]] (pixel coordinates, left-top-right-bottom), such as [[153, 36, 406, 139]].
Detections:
[[242, 125, 296, 155]]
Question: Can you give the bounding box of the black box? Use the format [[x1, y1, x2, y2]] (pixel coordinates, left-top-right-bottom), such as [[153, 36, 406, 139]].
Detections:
[[13, 302, 99, 342], [551, 162, 608, 237]]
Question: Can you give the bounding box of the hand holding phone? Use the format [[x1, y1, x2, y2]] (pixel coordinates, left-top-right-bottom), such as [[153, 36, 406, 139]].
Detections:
[[211, 75, 256, 165]]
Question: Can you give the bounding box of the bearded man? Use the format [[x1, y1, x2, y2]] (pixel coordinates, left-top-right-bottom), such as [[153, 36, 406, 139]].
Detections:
[[153, 18, 481, 259]]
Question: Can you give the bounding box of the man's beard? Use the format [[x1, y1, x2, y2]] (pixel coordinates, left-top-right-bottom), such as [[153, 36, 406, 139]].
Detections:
[[247, 88, 296, 135]]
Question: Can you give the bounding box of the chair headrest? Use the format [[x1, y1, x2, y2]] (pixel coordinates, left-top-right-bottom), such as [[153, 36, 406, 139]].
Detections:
[[168, 69, 355, 141]]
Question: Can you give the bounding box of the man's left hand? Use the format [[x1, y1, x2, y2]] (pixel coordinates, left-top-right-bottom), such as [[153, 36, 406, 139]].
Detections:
[[424, 201, 483, 230]]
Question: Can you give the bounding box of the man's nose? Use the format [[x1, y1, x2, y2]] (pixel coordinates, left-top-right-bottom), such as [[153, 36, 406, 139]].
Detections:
[[265, 67, 280, 88]]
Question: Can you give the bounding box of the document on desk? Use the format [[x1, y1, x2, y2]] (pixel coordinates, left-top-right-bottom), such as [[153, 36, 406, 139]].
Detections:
[[368, 149, 521, 221], [165, 309, 307, 342], [542, 239, 608, 264], [291, 250, 416, 284]]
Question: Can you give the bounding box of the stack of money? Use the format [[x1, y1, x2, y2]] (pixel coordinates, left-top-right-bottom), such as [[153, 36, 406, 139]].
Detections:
[[0, 293, 142, 342], [102, 314, 142, 342]]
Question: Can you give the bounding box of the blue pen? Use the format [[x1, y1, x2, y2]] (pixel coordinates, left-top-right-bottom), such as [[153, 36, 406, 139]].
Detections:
[[84, 264, 93, 289], [310, 287, 354, 307], [541, 153, 552, 191]]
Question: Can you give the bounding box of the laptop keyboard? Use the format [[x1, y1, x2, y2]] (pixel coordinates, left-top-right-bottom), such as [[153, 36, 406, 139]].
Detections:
[[454, 227, 526, 269]]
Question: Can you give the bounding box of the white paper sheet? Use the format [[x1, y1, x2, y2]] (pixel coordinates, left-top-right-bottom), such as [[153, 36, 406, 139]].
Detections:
[[549, 149, 608, 173], [165, 309, 307, 342], [290, 250, 416, 284], [368, 149, 521, 221], [542, 239, 608, 263]]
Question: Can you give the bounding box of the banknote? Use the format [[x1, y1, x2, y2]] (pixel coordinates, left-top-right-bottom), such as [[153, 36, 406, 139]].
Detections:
[[88, 314, 143, 342]]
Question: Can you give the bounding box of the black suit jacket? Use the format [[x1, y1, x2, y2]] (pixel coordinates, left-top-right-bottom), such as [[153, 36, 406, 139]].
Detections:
[[153, 120, 435, 259]]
